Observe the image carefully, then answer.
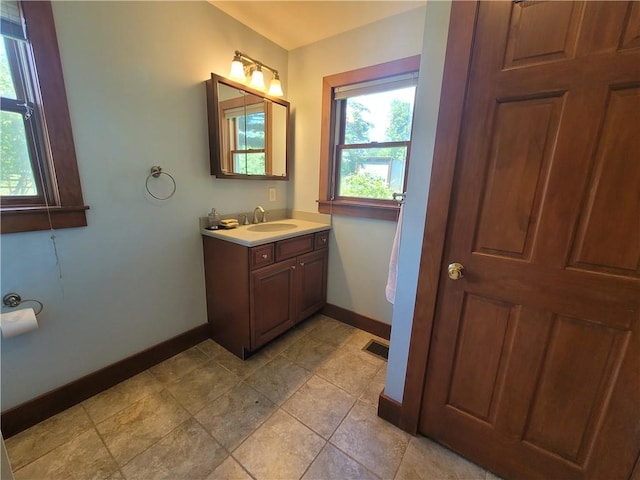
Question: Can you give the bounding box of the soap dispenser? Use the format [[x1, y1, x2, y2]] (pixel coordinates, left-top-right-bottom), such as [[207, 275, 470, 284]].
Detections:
[[207, 208, 221, 229]]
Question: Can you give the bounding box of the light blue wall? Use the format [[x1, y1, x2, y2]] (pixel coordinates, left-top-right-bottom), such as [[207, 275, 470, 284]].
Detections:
[[288, 7, 427, 324], [385, 1, 452, 402], [0, 1, 289, 409]]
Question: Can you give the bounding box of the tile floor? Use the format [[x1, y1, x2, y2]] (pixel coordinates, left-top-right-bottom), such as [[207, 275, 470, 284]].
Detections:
[[5, 314, 501, 480]]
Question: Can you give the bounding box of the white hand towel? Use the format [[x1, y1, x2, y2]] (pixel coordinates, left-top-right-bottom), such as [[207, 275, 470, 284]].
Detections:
[[386, 203, 404, 304]]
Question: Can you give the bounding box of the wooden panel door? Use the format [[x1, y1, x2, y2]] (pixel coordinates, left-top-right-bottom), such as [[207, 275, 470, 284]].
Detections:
[[419, 2, 640, 480], [250, 259, 296, 349], [296, 249, 328, 322]]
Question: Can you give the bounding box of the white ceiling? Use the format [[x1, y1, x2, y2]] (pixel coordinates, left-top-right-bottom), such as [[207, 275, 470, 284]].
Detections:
[[209, 1, 427, 51]]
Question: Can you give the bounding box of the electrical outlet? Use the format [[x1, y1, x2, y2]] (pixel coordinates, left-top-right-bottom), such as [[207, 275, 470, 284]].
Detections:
[[269, 187, 276, 202]]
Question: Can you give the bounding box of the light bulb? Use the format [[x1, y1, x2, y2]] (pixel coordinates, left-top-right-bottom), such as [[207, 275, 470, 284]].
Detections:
[[268, 77, 283, 97], [250, 67, 265, 90], [230, 58, 245, 80]]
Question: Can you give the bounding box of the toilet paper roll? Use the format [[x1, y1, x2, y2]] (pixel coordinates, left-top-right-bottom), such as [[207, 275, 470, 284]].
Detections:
[[1, 308, 39, 338]]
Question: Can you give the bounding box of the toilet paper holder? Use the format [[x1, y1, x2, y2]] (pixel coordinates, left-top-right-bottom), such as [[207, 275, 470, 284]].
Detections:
[[2, 293, 44, 316]]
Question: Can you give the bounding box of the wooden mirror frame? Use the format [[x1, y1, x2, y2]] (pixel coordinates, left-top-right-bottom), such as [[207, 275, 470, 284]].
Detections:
[[205, 73, 290, 180]]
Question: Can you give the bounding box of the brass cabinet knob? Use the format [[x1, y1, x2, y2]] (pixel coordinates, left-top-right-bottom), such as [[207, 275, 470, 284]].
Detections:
[[447, 262, 465, 280]]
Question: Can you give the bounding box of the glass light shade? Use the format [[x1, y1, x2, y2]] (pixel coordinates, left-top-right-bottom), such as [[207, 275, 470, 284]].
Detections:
[[250, 68, 265, 90], [268, 78, 284, 97], [229, 59, 245, 80]]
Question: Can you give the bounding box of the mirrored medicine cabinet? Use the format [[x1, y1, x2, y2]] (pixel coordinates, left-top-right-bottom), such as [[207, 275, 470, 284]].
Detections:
[[206, 73, 290, 180]]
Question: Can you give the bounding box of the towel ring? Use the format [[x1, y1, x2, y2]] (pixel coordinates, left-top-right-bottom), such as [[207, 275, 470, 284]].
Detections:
[[145, 166, 176, 200], [2, 293, 44, 316]]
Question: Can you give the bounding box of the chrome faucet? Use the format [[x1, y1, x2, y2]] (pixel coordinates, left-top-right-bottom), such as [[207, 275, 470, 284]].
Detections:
[[253, 206, 266, 223]]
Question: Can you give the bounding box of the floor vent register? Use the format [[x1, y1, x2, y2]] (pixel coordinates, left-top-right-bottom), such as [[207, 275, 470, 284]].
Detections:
[[363, 340, 389, 361]]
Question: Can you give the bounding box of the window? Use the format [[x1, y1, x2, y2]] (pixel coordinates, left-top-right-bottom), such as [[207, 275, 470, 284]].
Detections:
[[219, 93, 272, 176], [1, 16, 48, 206], [318, 56, 420, 221], [0, 1, 87, 234]]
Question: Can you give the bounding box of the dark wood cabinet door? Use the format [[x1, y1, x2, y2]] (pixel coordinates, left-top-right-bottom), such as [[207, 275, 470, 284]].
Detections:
[[203, 236, 251, 358], [296, 249, 328, 322], [419, 2, 640, 480], [250, 258, 296, 349]]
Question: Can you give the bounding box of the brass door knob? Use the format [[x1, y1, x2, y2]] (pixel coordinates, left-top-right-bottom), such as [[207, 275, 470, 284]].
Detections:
[[448, 262, 465, 280]]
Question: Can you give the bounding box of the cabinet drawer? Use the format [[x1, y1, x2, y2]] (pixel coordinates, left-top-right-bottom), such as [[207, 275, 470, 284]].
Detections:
[[251, 244, 274, 270], [275, 234, 313, 261], [314, 230, 329, 249]]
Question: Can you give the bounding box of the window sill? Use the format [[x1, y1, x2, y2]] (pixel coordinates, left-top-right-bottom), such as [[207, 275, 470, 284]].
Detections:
[[1, 205, 89, 234], [318, 200, 400, 222]]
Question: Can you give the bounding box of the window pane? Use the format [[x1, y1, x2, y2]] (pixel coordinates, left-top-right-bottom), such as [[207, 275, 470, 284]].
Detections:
[[237, 112, 265, 150], [233, 152, 266, 175], [0, 37, 18, 98], [344, 86, 415, 144], [338, 146, 407, 200], [0, 109, 37, 196]]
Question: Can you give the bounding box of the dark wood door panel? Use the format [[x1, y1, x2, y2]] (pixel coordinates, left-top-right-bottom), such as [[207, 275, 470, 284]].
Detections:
[[504, 1, 584, 68], [419, 2, 640, 479], [569, 85, 640, 275], [576, 2, 632, 55], [494, 307, 554, 437], [424, 404, 588, 480], [473, 95, 562, 259], [504, 1, 640, 67], [458, 86, 638, 270], [522, 315, 629, 464], [587, 320, 640, 480], [296, 249, 328, 321], [621, 2, 640, 51], [447, 294, 515, 421], [424, 299, 635, 479], [250, 259, 296, 348]]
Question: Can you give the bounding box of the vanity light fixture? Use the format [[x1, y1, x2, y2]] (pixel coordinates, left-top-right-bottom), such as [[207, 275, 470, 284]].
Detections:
[[229, 50, 284, 97], [268, 72, 283, 97], [250, 64, 265, 90], [229, 52, 246, 80]]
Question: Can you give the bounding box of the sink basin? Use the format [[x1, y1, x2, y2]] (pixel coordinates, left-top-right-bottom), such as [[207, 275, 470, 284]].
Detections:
[[247, 223, 297, 233]]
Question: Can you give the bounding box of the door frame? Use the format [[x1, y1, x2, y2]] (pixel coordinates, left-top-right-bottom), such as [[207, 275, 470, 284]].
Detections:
[[396, 1, 480, 434]]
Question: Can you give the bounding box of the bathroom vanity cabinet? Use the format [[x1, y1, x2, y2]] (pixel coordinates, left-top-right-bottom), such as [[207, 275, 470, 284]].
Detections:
[[202, 230, 329, 358]]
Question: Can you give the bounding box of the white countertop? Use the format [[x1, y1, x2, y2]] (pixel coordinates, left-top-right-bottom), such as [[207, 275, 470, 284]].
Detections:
[[201, 218, 331, 247]]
